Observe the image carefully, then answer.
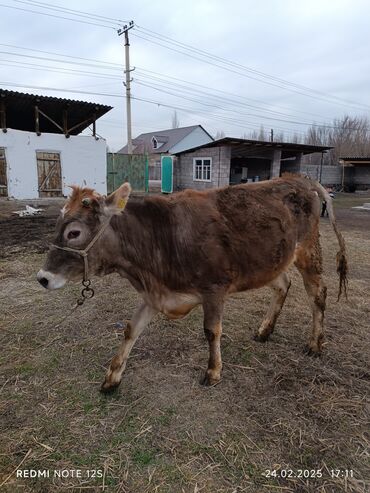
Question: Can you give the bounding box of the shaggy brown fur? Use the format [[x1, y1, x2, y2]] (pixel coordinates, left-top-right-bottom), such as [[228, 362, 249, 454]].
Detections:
[[38, 174, 348, 392]]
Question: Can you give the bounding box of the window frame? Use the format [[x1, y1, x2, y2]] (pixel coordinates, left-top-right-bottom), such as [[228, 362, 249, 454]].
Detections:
[[151, 136, 158, 149], [193, 157, 212, 182]]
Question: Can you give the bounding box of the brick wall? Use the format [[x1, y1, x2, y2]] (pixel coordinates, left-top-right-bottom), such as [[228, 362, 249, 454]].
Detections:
[[298, 164, 342, 185], [176, 146, 231, 190]]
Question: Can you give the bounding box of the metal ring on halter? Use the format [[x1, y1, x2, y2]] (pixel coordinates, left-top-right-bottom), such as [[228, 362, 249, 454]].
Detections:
[[81, 285, 95, 299]]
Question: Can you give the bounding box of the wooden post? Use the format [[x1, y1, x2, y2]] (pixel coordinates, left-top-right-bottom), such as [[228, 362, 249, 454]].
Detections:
[[63, 109, 69, 138], [0, 99, 6, 133], [92, 113, 96, 138], [35, 105, 41, 136]]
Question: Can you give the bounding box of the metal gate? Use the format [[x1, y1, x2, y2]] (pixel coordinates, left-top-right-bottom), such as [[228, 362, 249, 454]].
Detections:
[[107, 153, 149, 194], [0, 148, 7, 197], [36, 151, 63, 197], [161, 156, 173, 193]]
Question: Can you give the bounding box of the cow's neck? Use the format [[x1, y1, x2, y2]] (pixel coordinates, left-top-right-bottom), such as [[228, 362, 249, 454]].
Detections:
[[105, 200, 173, 292]]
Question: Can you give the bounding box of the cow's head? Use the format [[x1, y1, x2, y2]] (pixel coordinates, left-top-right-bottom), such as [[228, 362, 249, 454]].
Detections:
[[37, 182, 131, 289]]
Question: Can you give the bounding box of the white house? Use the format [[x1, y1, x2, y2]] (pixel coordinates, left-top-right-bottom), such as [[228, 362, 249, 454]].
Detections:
[[0, 89, 112, 199]]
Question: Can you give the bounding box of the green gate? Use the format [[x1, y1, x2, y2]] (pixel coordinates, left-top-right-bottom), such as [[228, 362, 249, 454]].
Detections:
[[107, 153, 149, 194], [161, 156, 173, 193]]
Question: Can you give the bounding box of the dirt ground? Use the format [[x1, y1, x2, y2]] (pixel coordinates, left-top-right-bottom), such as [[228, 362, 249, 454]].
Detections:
[[0, 193, 369, 493]]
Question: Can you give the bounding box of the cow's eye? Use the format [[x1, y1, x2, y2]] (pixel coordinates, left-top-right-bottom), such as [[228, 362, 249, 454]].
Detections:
[[67, 230, 80, 240]]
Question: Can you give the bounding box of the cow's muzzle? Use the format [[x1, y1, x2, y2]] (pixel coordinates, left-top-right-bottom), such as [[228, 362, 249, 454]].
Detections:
[[37, 269, 66, 290]]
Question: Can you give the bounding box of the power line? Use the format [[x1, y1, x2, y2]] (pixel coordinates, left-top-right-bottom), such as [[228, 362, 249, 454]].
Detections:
[[0, 56, 330, 129], [0, 41, 336, 122], [0, 50, 122, 71], [135, 67, 327, 120], [0, 80, 306, 137], [0, 43, 123, 68], [0, 58, 123, 80], [1, 57, 368, 133], [2, 0, 368, 112], [0, 54, 325, 124], [0, 2, 117, 29], [0, 47, 352, 126], [132, 31, 369, 113], [13, 0, 127, 25], [134, 79, 315, 128], [135, 25, 370, 112]]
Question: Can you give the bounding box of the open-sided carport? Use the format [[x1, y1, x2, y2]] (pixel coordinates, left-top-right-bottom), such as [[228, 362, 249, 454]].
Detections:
[[174, 137, 332, 190]]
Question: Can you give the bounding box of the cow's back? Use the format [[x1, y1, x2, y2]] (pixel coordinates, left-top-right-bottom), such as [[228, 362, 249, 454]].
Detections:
[[118, 175, 320, 292]]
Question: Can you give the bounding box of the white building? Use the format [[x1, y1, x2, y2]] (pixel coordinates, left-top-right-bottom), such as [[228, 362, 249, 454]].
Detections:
[[0, 89, 112, 199]]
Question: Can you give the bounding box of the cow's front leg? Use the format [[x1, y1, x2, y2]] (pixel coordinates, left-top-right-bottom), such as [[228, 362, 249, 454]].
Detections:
[[101, 303, 158, 393], [201, 297, 224, 386]]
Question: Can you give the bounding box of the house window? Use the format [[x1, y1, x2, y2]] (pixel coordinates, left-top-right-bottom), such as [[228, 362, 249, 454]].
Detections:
[[193, 158, 212, 182], [152, 136, 158, 149]]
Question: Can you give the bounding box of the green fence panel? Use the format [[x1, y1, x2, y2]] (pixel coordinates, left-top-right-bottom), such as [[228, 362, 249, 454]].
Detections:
[[107, 153, 149, 194]]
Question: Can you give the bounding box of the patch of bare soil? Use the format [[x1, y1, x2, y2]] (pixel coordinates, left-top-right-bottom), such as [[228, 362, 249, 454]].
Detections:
[[0, 194, 369, 492]]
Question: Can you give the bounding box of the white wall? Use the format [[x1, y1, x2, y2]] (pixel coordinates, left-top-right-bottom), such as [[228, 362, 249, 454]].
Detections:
[[0, 128, 107, 199], [170, 126, 213, 154]]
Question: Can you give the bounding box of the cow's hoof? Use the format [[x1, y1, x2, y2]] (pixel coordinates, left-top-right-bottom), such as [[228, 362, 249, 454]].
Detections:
[[303, 345, 322, 358], [253, 332, 269, 343], [200, 372, 221, 387], [100, 380, 121, 394]]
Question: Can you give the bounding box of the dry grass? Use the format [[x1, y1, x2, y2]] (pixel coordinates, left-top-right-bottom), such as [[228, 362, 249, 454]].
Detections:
[[0, 196, 369, 492]]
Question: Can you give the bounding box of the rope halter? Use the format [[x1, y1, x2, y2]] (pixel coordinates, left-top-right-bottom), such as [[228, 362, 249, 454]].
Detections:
[[50, 218, 112, 304]]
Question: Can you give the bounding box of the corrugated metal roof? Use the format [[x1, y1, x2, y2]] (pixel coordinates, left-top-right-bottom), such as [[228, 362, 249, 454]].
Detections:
[[173, 137, 333, 157], [340, 156, 370, 161], [118, 125, 213, 154], [0, 88, 112, 135]]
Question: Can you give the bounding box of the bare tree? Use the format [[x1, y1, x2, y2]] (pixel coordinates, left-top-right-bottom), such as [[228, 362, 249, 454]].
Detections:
[[171, 111, 180, 129], [215, 130, 225, 139], [305, 115, 370, 165], [258, 125, 266, 141]]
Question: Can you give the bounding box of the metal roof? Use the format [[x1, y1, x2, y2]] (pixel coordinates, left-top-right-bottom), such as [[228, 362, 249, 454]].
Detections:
[[339, 156, 370, 162], [0, 89, 112, 135], [174, 137, 333, 159], [118, 125, 214, 154]]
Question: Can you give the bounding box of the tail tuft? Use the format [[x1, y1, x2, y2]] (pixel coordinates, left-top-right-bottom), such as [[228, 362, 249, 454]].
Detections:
[[336, 250, 348, 301], [307, 176, 349, 301]]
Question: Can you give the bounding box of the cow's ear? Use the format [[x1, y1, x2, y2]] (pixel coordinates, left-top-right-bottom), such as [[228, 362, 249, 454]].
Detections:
[[104, 182, 132, 215]]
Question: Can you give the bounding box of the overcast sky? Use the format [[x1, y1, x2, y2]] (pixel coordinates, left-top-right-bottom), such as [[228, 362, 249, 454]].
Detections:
[[1, 0, 369, 150]]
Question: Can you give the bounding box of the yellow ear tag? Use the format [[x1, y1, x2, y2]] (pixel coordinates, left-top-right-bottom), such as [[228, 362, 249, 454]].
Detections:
[[117, 198, 126, 210]]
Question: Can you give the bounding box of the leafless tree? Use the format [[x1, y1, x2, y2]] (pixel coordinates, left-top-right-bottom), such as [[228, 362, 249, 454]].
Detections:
[[215, 130, 225, 139], [305, 115, 370, 165], [171, 111, 180, 129]]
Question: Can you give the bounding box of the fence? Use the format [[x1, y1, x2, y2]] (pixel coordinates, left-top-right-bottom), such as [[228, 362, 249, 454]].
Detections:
[[107, 153, 149, 194]]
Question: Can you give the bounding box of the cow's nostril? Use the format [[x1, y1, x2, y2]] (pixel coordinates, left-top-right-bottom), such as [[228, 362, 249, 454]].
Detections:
[[39, 277, 49, 288]]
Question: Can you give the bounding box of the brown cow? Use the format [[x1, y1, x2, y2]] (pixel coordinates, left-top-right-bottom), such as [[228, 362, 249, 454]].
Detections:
[[37, 174, 347, 393]]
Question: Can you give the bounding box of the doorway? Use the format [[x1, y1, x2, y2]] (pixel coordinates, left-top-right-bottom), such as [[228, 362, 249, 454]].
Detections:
[[36, 151, 63, 197]]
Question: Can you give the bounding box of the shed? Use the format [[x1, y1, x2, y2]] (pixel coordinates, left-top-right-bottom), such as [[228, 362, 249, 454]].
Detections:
[[339, 157, 370, 191], [0, 89, 112, 199]]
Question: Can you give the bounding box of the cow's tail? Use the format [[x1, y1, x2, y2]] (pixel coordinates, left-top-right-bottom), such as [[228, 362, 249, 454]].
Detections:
[[311, 180, 348, 301]]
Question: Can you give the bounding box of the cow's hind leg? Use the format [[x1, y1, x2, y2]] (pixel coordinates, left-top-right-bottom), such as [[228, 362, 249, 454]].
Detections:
[[254, 272, 291, 342], [294, 238, 327, 356], [201, 296, 224, 386], [101, 303, 158, 393]]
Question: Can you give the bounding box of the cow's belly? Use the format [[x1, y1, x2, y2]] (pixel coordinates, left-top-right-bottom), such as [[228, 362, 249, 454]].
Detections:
[[144, 291, 201, 319]]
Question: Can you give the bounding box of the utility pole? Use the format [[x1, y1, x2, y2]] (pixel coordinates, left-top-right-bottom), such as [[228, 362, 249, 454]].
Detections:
[[118, 21, 134, 154], [270, 128, 274, 142]]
